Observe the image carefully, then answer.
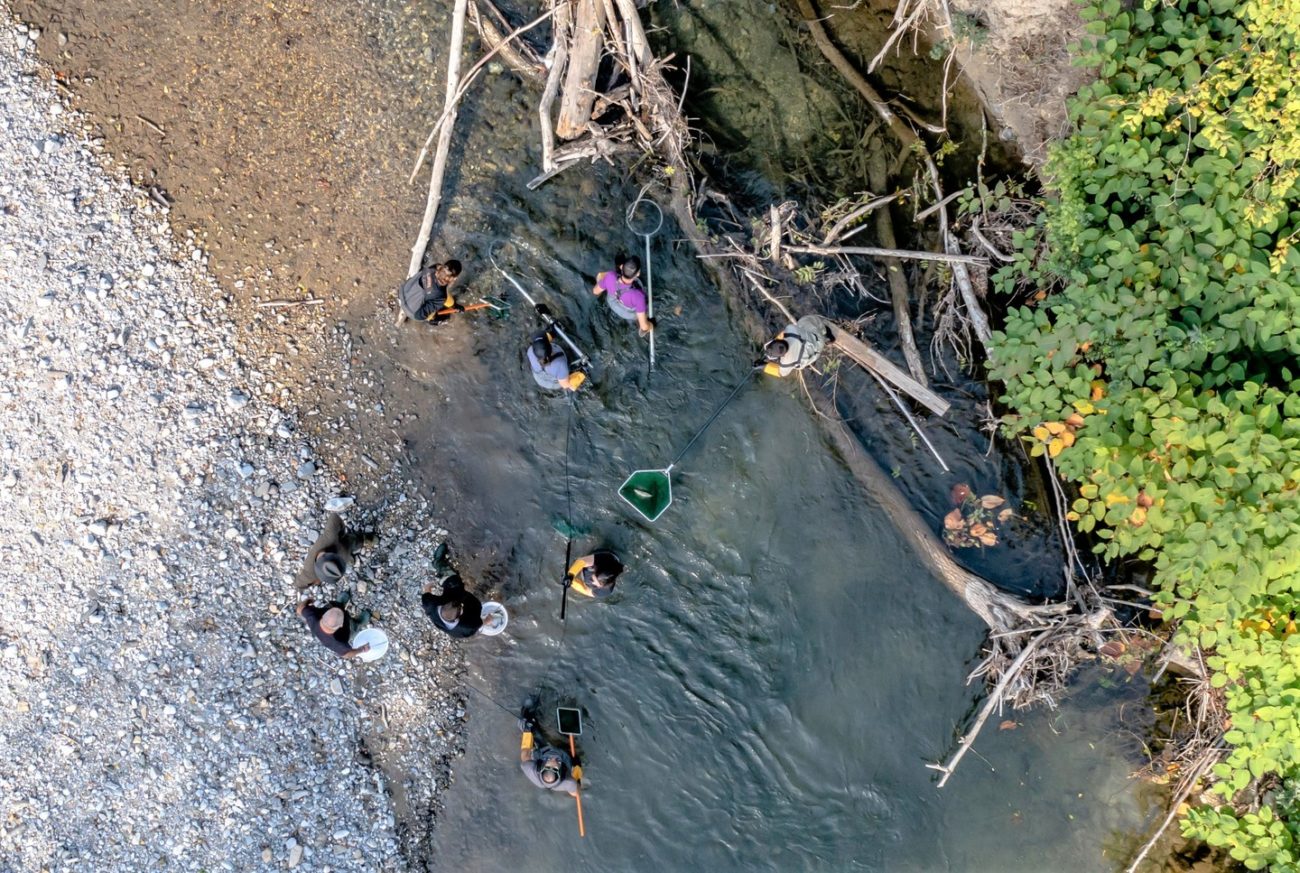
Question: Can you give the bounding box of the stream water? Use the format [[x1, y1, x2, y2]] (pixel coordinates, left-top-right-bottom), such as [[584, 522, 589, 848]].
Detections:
[[395, 157, 1160, 870], [15, 0, 1169, 868]]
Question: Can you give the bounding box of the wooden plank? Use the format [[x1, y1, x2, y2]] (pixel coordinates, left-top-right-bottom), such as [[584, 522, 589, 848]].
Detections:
[[828, 324, 951, 417]]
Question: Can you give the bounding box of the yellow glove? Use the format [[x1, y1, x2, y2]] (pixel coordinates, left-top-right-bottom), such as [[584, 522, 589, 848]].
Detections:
[[567, 372, 587, 390], [763, 363, 782, 377], [521, 732, 534, 751], [572, 765, 583, 781]]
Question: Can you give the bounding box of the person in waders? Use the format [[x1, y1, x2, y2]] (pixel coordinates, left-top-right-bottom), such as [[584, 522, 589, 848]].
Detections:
[[592, 254, 653, 336], [518, 712, 581, 796], [399, 259, 463, 324], [762, 314, 833, 377], [566, 549, 623, 599], [420, 543, 485, 639], [527, 331, 586, 392]]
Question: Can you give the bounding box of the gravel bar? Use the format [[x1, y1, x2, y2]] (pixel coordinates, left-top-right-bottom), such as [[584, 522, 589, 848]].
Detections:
[[0, 9, 466, 871]]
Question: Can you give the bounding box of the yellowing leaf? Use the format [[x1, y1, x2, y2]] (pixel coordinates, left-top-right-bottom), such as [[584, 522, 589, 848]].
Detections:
[[1060, 431, 1076, 448], [1032, 425, 1050, 442], [1048, 437, 1065, 457], [1045, 421, 1067, 435], [1130, 506, 1148, 526], [1105, 492, 1131, 506], [1073, 401, 1096, 415]]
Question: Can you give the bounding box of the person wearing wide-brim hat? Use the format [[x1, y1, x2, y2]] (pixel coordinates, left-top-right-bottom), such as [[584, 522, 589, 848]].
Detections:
[[295, 513, 374, 590]]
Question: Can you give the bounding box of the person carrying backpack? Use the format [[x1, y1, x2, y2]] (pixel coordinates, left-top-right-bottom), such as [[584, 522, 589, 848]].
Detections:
[[398, 259, 463, 323]]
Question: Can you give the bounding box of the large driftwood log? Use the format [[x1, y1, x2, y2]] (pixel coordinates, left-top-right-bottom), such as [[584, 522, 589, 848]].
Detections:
[[400, 0, 469, 324], [538, 0, 573, 172], [828, 325, 949, 417], [555, 0, 606, 139]]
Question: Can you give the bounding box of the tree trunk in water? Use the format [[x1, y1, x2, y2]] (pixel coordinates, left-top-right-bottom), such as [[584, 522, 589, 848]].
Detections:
[[667, 178, 1040, 633], [866, 149, 927, 387], [555, 0, 605, 140]]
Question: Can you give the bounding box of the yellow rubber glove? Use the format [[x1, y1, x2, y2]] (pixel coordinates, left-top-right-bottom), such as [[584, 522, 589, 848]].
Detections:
[[567, 372, 587, 391], [521, 732, 534, 752], [763, 362, 783, 377], [572, 765, 583, 782]]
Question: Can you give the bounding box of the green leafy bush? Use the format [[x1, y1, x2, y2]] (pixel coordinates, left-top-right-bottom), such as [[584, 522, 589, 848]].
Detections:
[[988, 0, 1300, 864]]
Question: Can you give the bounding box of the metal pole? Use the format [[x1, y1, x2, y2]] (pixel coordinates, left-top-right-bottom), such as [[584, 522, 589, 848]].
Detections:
[[490, 254, 591, 369], [645, 232, 655, 369]]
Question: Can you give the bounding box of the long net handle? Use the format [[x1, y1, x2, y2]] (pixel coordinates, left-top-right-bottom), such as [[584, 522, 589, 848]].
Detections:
[[645, 232, 655, 370], [669, 368, 759, 469], [569, 734, 586, 837]]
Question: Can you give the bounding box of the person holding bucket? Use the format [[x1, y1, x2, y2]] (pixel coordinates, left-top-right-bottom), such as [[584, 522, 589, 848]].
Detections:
[[592, 254, 653, 336], [526, 330, 586, 392], [762, 314, 834, 377], [296, 593, 372, 659], [566, 549, 623, 599]]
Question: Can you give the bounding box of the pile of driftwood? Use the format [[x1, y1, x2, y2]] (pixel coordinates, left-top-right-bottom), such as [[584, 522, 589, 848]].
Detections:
[[399, 0, 690, 311], [400, 2, 1206, 847]]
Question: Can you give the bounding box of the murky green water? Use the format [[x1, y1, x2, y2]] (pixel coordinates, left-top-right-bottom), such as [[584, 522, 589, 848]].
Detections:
[[379, 65, 1159, 864]]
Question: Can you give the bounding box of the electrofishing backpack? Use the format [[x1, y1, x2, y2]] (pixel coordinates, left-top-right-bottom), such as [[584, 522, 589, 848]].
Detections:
[[399, 269, 437, 321]]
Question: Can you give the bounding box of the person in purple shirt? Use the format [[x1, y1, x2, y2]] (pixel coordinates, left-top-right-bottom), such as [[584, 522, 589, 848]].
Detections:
[[592, 254, 653, 336]]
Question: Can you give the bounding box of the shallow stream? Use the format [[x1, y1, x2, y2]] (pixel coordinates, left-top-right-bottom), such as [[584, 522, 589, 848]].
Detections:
[[15, 0, 1168, 868], [384, 98, 1161, 867]]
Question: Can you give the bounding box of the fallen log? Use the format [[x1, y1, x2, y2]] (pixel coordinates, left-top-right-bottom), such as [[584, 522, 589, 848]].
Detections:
[[538, 0, 572, 172], [400, 0, 469, 326], [867, 149, 927, 387], [555, 0, 605, 139], [828, 325, 950, 417]]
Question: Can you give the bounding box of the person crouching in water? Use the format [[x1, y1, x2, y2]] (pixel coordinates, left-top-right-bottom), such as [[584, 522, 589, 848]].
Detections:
[[592, 254, 653, 336], [519, 713, 581, 796], [763, 314, 833, 377], [399, 259, 463, 323], [566, 548, 623, 600], [527, 331, 586, 392]]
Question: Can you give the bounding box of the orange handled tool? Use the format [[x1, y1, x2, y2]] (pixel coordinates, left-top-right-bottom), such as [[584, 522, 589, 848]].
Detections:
[[568, 734, 585, 838]]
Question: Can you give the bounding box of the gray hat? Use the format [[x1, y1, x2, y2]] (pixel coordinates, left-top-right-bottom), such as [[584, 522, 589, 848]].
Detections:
[[314, 551, 348, 584]]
